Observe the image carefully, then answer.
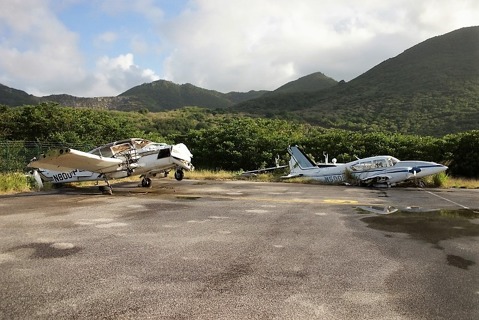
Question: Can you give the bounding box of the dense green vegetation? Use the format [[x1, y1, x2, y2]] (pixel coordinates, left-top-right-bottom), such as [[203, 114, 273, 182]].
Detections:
[[1, 103, 478, 178]]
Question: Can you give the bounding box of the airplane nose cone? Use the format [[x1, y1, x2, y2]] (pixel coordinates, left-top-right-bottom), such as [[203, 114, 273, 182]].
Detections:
[[432, 163, 448, 175], [412, 162, 448, 178], [171, 143, 193, 161]]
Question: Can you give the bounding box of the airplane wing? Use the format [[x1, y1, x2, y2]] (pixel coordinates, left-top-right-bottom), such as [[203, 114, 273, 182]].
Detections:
[[28, 148, 123, 173]]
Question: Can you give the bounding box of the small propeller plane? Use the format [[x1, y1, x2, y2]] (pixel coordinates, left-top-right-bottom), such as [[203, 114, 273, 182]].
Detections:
[[27, 138, 194, 194], [283, 145, 448, 187]]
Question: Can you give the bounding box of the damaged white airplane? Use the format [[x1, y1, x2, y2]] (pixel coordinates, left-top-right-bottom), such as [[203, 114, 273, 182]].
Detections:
[[283, 145, 448, 187], [28, 138, 194, 194]]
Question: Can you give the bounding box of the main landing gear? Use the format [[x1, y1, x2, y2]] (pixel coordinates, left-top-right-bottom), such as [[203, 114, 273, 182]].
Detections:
[[141, 177, 152, 188], [98, 178, 113, 195]]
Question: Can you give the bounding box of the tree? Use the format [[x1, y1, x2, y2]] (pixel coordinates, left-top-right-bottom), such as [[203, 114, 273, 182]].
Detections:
[[444, 130, 479, 177]]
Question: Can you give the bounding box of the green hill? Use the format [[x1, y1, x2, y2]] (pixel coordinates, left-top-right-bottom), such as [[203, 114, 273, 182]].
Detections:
[[0, 81, 270, 112], [225, 90, 269, 104], [0, 71, 339, 113], [0, 84, 38, 106], [39, 94, 137, 110], [269, 72, 337, 94], [233, 26, 479, 136], [118, 80, 234, 111], [117, 73, 337, 110]]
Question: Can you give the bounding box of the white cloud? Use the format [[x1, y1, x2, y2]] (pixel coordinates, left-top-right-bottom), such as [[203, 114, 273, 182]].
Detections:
[[0, 0, 86, 95], [0, 0, 478, 97], [93, 53, 159, 96], [0, 0, 161, 97], [162, 0, 479, 92]]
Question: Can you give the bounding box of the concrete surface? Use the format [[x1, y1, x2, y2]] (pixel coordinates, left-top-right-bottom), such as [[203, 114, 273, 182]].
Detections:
[[0, 180, 478, 319]]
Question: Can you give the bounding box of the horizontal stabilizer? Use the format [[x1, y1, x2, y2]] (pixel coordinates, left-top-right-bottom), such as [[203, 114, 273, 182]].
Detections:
[[241, 165, 288, 176], [280, 173, 303, 179]]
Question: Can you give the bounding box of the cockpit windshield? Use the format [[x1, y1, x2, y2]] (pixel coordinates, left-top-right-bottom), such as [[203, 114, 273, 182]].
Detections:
[[389, 157, 400, 166], [89, 138, 154, 157], [350, 156, 399, 171], [131, 139, 152, 149]]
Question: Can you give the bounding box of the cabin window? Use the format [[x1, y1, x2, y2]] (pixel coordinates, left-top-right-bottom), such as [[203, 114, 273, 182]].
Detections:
[[350, 162, 360, 171], [91, 146, 113, 158], [389, 157, 399, 166], [132, 139, 151, 149], [111, 143, 132, 155], [373, 159, 387, 168], [157, 148, 171, 159], [351, 161, 374, 171]]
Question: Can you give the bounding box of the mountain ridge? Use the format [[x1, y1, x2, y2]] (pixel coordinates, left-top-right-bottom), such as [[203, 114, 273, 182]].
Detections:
[[0, 76, 318, 111]]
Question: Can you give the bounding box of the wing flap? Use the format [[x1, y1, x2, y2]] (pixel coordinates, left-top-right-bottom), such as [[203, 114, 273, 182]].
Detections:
[[28, 148, 123, 173]]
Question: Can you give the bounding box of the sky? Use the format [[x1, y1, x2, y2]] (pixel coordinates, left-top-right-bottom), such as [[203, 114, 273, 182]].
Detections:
[[0, 0, 478, 97]]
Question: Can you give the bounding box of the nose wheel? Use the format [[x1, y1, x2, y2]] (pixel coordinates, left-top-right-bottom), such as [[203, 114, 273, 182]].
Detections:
[[141, 177, 152, 188], [174, 169, 184, 181]]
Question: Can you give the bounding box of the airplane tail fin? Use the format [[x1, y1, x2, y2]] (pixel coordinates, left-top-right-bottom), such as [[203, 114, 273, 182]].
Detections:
[[287, 146, 317, 173]]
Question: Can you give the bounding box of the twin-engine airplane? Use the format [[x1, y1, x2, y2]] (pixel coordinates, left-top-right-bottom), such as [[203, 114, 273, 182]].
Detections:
[[27, 138, 194, 194], [283, 146, 447, 187]]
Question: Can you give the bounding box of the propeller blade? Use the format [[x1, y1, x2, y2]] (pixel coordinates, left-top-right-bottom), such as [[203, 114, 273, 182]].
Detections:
[[32, 170, 43, 189]]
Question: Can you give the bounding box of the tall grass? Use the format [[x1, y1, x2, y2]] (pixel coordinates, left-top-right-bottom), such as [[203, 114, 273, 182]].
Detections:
[[423, 172, 449, 188], [1, 170, 478, 194], [443, 177, 479, 189], [0, 172, 34, 193], [185, 169, 239, 180]]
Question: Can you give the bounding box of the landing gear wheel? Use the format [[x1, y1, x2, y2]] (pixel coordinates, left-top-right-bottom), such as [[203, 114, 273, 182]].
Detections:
[[141, 177, 152, 188], [174, 170, 184, 181], [99, 186, 113, 195]]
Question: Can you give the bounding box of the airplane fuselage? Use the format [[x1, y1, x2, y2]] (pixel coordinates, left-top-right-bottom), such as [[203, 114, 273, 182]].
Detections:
[[39, 169, 101, 184], [286, 146, 448, 187]]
